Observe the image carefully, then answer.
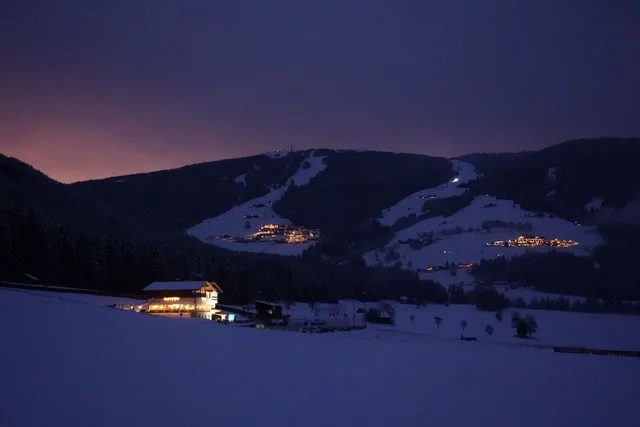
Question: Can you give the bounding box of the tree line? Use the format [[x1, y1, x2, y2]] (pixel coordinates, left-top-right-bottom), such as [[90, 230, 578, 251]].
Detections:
[[0, 205, 450, 305], [470, 240, 640, 302]]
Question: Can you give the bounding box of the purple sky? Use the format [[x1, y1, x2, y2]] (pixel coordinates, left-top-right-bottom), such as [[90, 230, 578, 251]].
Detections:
[[1, 0, 639, 183]]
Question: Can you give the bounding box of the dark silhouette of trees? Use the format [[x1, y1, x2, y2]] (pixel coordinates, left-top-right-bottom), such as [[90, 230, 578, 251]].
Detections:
[[273, 151, 453, 241], [474, 285, 509, 311], [511, 312, 538, 338], [0, 206, 450, 305]]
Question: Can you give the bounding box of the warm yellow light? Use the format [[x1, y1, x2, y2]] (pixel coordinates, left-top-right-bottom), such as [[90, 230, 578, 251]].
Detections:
[[163, 297, 180, 302], [487, 236, 578, 248]]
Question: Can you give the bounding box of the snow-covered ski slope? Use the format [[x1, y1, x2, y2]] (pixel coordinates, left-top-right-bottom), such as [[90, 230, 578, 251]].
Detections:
[[367, 195, 602, 272], [2, 289, 639, 427], [379, 159, 477, 226], [368, 160, 603, 284], [187, 151, 327, 255]]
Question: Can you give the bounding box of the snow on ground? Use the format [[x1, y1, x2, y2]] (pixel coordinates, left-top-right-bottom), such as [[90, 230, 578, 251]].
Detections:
[[405, 270, 587, 303], [1, 282, 95, 292], [3, 290, 639, 427], [281, 300, 640, 351], [379, 160, 477, 226], [491, 284, 587, 304], [366, 195, 603, 283], [290, 154, 327, 186], [0, 287, 145, 306], [234, 173, 247, 185], [547, 167, 556, 181], [585, 197, 604, 211], [384, 302, 640, 351], [187, 151, 327, 256]]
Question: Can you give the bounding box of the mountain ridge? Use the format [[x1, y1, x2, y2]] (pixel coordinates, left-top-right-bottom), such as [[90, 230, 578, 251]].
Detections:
[[2, 137, 640, 303]]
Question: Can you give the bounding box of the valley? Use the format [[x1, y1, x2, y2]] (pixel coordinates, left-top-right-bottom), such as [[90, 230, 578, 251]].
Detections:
[[4, 5, 639, 426], [2, 138, 640, 309], [3, 139, 640, 427]]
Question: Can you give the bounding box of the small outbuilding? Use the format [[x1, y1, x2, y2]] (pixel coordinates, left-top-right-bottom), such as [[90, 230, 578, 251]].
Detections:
[[254, 300, 283, 319]]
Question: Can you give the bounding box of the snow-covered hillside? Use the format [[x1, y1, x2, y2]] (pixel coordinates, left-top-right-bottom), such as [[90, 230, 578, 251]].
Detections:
[[187, 151, 327, 255], [2, 289, 640, 427], [585, 197, 604, 212], [379, 160, 477, 226], [368, 190, 603, 285]]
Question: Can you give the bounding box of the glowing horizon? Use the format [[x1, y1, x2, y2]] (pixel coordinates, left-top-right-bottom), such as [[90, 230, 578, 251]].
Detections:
[[2, 1, 638, 183]]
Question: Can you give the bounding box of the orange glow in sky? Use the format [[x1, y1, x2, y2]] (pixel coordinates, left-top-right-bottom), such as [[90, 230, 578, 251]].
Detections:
[[0, 77, 259, 183]]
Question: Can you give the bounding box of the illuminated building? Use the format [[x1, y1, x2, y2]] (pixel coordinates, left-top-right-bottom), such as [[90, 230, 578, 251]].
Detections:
[[142, 281, 226, 320]]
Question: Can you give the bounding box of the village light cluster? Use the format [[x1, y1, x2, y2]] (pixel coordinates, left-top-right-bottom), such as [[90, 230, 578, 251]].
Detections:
[[252, 224, 320, 244], [486, 235, 578, 248], [212, 223, 320, 244]]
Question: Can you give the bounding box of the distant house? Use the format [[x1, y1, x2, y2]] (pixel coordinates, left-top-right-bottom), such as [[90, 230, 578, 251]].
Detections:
[[253, 301, 289, 327], [142, 281, 224, 320]]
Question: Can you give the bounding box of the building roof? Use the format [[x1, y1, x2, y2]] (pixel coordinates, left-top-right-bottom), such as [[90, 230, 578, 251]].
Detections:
[[254, 300, 282, 308], [143, 281, 223, 293]]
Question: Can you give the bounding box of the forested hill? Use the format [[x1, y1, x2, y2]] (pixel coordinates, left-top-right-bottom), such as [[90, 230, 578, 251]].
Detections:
[[461, 138, 640, 222], [0, 151, 449, 301], [69, 149, 454, 239], [2, 139, 640, 303]]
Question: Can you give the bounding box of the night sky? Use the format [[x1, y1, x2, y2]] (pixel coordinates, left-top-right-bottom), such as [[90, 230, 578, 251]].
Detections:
[[1, 1, 638, 183]]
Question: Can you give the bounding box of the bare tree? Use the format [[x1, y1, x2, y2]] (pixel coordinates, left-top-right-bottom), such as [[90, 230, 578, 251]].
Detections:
[[511, 311, 522, 328], [434, 316, 443, 328], [524, 315, 538, 336], [460, 320, 468, 337]]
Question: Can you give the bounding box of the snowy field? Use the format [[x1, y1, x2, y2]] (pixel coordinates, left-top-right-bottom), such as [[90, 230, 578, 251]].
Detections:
[[2, 290, 640, 427], [386, 303, 640, 351], [491, 284, 589, 304], [187, 151, 327, 255], [284, 301, 640, 351], [0, 286, 145, 306], [410, 268, 595, 305]]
